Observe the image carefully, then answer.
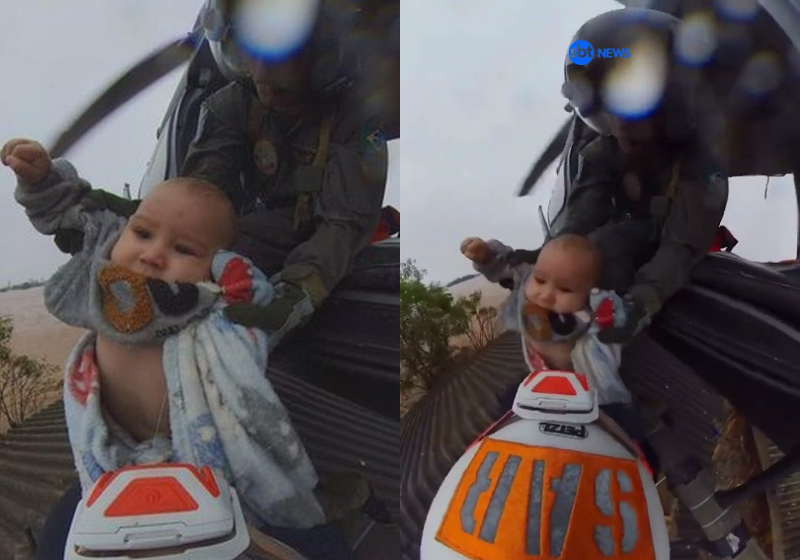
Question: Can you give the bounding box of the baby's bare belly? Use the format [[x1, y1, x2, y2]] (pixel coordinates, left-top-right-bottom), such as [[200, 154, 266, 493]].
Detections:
[[95, 336, 170, 443]]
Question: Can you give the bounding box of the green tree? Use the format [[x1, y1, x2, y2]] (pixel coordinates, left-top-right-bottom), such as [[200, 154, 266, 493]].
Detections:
[[0, 316, 60, 429], [459, 291, 498, 351], [400, 260, 498, 393]]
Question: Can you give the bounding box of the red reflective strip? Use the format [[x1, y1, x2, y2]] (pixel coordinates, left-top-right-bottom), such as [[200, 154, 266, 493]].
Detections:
[[632, 441, 654, 478], [467, 410, 515, 451], [87, 471, 119, 508], [532, 376, 577, 396], [197, 466, 221, 498]]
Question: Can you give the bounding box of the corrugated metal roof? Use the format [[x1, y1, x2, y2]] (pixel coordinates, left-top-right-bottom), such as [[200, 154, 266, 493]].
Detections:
[[0, 400, 73, 560], [0, 360, 398, 560]]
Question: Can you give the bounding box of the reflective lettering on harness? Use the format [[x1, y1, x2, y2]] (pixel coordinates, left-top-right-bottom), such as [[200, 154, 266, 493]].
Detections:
[[436, 438, 656, 559], [550, 464, 582, 556], [527, 460, 545, 554], [480, 455, 521, 543], [461, 451, 498, 534]]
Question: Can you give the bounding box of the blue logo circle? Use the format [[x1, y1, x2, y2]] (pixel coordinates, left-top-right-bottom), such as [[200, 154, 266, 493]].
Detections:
[[569, 40, 594, 65]]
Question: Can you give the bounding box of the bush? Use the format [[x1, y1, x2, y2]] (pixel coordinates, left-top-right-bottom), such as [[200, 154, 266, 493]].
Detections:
[[0, 316, 60, 430], [400, 259, 497, 395]]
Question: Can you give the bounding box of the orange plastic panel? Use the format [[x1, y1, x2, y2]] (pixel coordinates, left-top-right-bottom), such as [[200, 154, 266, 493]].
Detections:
[[532, 376, 577, 396], [105, 476, 199, 517], [436, 438, 655, 559]]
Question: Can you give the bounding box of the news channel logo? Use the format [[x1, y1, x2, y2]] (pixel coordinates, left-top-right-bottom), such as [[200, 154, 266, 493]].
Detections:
[[568, 40, 631, 65]]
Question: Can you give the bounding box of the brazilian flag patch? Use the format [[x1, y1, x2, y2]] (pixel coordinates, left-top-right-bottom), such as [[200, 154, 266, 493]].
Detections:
[[361, 126, 387, 155]]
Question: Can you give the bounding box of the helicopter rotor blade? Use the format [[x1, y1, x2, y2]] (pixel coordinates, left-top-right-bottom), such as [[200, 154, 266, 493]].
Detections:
[[517, 117, 571, 197], [49, 32, 200, 158]]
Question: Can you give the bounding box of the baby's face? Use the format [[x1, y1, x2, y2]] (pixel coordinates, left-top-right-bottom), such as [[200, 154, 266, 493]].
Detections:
[[524, 244, 596, 315], [110, 186, 229, 284]]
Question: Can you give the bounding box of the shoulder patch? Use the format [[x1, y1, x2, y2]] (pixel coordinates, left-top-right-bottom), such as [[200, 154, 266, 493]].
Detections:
[[361, 126, 387, 155]]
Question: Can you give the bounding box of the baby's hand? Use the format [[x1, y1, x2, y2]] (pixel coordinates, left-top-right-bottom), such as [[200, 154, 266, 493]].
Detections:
[[460, 237, 493, 264], [1, 138, 51, 185]]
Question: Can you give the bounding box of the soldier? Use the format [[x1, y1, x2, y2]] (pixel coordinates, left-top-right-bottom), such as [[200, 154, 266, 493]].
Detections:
[[539, 8, 730, 345], [183, 0, 389, 346], [54, 0, 390, 349]]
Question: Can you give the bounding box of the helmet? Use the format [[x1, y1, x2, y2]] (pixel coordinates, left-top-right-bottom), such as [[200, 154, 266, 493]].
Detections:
[[201, 0, 248, 80], [200, 0, 359, 95], [420, 371, 671, 559], [562, 8, 700, 142]]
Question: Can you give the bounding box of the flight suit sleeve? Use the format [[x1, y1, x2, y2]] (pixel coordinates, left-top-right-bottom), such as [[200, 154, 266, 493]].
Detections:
[[630, 167, 729, 315], [549, 137, 619, 239], [181, 84, 250, 198], [280, 110, 389, 305]]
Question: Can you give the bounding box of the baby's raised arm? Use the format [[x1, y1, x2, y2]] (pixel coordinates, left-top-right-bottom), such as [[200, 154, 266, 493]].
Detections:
[[3, 138, 95, 236], [460, 236, 516, 284], [460, 237, 493, 264], [1, 138, 51, 185]]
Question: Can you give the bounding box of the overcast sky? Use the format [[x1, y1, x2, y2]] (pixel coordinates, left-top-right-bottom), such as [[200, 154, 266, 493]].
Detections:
[[0, 0, 399, 286], [400, 0, 798, 285]]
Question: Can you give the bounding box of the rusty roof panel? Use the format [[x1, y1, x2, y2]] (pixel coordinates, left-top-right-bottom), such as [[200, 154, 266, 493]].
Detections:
[[754, 429, 800, 560]]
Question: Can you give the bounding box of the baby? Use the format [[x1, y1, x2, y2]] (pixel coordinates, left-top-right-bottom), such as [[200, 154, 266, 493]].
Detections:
[[2, 138, 325, 529], [461, 233, 632, 405]]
